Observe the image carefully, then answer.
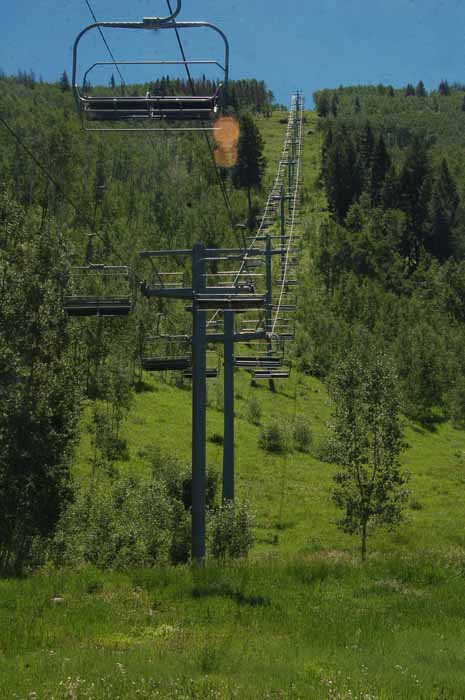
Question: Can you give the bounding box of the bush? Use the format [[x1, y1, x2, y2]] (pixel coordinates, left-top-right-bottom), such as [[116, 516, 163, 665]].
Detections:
[[292, 415, 313, 453], [245, 395, 262, 425], [148, 447, 219, 511], [314, 434, 341, 463], [208, 501, 255, 559], [50, 476, 173, 569], [259, 419, 288, 453], [209, 433, 224, 445]]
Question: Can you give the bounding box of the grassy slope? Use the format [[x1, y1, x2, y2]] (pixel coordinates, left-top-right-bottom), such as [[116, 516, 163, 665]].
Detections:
[[3, 110, 465, 699]]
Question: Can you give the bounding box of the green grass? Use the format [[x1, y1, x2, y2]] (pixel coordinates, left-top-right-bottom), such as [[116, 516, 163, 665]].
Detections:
[[3, 555, 465, 699], [4, 109, 465, 698]]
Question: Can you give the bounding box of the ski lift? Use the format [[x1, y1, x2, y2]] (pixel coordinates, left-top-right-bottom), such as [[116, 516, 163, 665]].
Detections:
[[195, 293, 266, 312], [252, 369, 290, 380], [235, 338, 284, 369], [72, 4, 230, 131], [183, 351, 219, 379], [141, 334, 191, 371], [62, 264, 135, 317]]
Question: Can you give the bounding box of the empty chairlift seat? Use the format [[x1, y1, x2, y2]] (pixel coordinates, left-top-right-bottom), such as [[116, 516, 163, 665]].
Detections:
[[62, 265, 135, 317], [72, 11, 230, 132], [81, 87, 222, 123], [141, 336, 191, 372]]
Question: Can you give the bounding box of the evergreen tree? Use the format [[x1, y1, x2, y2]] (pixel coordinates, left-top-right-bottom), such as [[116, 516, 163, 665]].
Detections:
[[415, 80, 427, 97], [315, 91, 330, 117], [109, 73, 116, 90], [323, 128, 361, 223], [370, 135, 391, 205], [354, 95, 361, 113], [59, 70, 70, 92], [331, 93, 339, 117], [438, 80, 450, 96], [357, 122, 375, 190], [398, 138, 431, 264], [405, 83, 415, 97], [427, 158, 459, 260], [232, 113, 266, 229], [381, 165, 400, 210]]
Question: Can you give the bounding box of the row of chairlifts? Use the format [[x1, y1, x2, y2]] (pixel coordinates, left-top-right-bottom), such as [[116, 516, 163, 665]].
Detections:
[[72, 0, 229, 131]]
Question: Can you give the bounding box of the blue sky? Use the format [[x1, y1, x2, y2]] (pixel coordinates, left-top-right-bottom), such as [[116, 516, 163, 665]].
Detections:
[[1, 0, 464, 106]]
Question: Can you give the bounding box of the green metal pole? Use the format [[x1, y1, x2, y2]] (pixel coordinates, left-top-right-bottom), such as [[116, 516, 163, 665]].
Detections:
[[192, 243, 207, 563], [222, 310, 235, 502]]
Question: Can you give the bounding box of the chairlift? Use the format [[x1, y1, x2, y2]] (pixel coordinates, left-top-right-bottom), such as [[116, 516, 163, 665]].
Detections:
[[252, 369, 290, 380], [141, 334, 191, 371], [183, 350, 219, 379], [72, 3, 230, 131], [62, 264, 135, 317], [195, 293, 266, 312]]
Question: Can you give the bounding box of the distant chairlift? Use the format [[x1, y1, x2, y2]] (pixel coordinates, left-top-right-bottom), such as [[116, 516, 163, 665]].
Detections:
[[141, 335, 191, 371], [72, 3, 230, 131], [62, 264, 135, 317]]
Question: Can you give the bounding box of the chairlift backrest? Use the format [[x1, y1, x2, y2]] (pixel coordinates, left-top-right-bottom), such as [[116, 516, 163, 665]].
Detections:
[[62, 264, 135, 317]]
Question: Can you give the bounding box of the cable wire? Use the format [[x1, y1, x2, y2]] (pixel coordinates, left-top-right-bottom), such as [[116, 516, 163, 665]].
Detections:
[[165, 0, 237, 230], [84, 0, 126, 92], [0, 113, 128, 268]]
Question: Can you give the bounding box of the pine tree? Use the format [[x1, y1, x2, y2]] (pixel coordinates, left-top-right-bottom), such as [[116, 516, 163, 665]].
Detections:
[[324, 128, 361, 223], [357, 122, 375, 190], [398, 138, 431, 264], [109, 73, 116, 90], [316, 91, 330, 117], [438, 80, 451, 96], [427, 158, 459, 260], [232, 113, 266, 229], [405, 83, 415, 97], [370, 135, 391, 205], [354, 95, 361, 113], [415, 80, 427, 97], [59, 70, 70, 92], [331, 93, 339, 117]]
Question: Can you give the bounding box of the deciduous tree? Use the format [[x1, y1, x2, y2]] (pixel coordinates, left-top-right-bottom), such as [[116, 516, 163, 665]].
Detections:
[[329, 350, 408, 561]]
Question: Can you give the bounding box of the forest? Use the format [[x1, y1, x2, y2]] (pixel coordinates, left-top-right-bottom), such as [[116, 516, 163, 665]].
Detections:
[[300, 82, 465, 425]]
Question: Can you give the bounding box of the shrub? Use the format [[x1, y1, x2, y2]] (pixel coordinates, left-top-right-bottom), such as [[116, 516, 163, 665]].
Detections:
[[292, 415, 313, 452], [50, 476, 173, 569], [209, 433, 224, 445], [208, 501, 255, 560], [259, 419, 288, 453], [245, 395, 262, 425]]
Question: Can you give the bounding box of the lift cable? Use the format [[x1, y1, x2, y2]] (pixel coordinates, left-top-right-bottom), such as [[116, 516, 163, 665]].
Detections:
[[82, 0, 237, 259], [83, 0, 127, 92], [0, 113, 129, 269], [165, 0, 236, 230]]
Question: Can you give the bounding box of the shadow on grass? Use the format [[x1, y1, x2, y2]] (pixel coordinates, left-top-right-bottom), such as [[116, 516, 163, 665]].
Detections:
[[134, 381, 157, 394], [412, 411, 448, 434], [191, 580, 270, 608]]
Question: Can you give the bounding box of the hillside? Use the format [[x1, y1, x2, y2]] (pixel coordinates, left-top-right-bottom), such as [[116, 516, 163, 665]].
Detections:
[[3, 77, 465, 699]]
